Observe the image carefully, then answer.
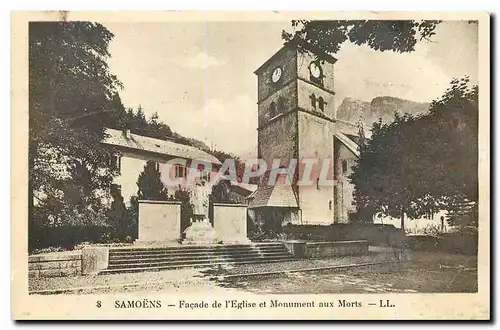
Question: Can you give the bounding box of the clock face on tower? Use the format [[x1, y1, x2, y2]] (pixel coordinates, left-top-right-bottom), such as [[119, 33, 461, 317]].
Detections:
[[271, 67, 282, 83], [309, 62, 322, 79]]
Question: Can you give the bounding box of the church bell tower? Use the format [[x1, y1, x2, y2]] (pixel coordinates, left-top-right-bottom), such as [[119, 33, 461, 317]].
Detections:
[[251, 37, 340, 225]]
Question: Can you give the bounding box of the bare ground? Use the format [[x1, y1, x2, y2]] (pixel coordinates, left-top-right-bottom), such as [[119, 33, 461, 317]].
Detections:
[[29, 251, 477, 294]]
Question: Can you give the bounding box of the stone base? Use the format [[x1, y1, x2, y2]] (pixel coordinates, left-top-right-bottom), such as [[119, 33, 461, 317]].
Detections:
[[134, 240, 182, 247], [219, 238, 253, 245], [182, 220, 221, 245]]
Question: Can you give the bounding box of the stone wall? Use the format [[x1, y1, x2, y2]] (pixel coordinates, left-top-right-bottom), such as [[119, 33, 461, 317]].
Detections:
[[297, 49, 335, 95], [137, 200, 182, 243], [333, 138, 358, 223], [297, 111, 335, 225], [28, 251, 82, 278], [256, 46, 297, 103], [258, 111, 298, 168], [304, 240, 368, 258], [284, 240, 368, 258], [257, 82, 297, 127], [297, 78, 335, 119], [213, 203, 249, 244]]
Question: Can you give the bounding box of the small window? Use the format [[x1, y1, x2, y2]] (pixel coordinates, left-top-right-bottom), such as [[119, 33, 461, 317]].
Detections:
[[310, 94, 316, 108], [111, 154, 122, 173], [342, 160, 348, 174], [154, 161, 160, 171], [318, 97, 325, 112], [269, 101, 277, 118], [175, 164, 185, 178], [200, 171, 210, 182]]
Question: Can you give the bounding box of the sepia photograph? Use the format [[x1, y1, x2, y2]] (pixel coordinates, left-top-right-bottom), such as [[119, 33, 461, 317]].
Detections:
[[11, 11, 490, 320]]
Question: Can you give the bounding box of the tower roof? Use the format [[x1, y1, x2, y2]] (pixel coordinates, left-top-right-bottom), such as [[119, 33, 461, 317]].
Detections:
[[254, 35, 338, 75]]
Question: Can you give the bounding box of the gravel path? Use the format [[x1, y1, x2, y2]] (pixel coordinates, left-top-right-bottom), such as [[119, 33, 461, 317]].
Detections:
[[219, 252, 477, 294], [29, 268, 208, 293], [199, 252, 399, 277]]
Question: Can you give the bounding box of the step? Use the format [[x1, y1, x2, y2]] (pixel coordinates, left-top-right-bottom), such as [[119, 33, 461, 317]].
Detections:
[[107, 254, 295, 269], [109, 244, 286, 255], [109, 242, 285, 251], [110, 250, 287, 260], [100, 257, 298, 274], [109, 248, 288, 260], [108, 251, 291, 265]]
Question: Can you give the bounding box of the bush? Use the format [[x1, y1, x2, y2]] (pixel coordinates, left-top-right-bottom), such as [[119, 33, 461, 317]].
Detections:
[[30, 246, 68, 255], [28, 225, 114, 253], [282, 223, 407, 248], [437, 232, 478, 255], [406, 224, 443, 237]]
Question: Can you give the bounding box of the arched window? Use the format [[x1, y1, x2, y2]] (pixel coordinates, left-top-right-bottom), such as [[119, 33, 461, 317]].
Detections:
[[318, 97, 325, 112], [309, 94, 316, 109], [277, 97, 286, 114], [342, 160, 348, 174], [269, 101, 277, 118]]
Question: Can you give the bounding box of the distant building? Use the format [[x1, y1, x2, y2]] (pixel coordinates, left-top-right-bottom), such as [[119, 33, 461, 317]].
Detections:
[[373, 210, 452, 233], [103, 128, 222, 203]]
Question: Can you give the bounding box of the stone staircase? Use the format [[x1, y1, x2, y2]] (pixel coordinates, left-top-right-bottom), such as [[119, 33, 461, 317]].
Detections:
[[100, 243, 296, 274]]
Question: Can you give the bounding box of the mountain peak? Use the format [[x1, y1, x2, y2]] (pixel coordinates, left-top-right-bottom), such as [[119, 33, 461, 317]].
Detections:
[[337, 96, 430, 126]]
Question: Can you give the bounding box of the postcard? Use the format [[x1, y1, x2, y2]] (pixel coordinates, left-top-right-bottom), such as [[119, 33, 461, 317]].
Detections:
[[11, 11, 490, 320]]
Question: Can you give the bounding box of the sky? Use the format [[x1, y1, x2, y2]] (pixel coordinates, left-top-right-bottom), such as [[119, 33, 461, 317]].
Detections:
[[104, 21, 478, 158]]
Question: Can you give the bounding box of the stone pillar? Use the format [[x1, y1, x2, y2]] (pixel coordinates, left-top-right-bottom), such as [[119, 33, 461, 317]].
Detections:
[[81, 246, 109, 275], [136, 200, 182, 244], [213, 203, 251, 244]]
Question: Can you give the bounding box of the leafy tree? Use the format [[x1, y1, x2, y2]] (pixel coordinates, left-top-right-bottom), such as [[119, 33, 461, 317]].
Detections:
[[136, 160, 169, 200], [425, 77, 478, 204], [29, 22, 123, 248], [283, 20, 442, 56], [211, 180, 232, 203], [350, 113, 428, 230], [350, 78, 478, 229]]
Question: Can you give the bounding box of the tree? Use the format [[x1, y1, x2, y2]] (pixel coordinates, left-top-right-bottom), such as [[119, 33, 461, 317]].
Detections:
[[29, 22, 123, 248], [282, 20, 442, 56], [136, 160, 169, 200], [108, 185, 128, 240], [211, 180, 232, 203], [349, 78, 478, 229], [350, 113, 428, 230], [425, 77, 478, 204], [173, 186, 193, 232]]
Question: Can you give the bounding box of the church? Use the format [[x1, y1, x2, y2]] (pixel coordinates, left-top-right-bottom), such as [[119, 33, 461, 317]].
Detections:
[[248, 37, 367, 227]]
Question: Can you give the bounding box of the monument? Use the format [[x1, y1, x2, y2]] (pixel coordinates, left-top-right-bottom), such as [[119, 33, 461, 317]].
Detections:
[[182, 179, 220, 245]]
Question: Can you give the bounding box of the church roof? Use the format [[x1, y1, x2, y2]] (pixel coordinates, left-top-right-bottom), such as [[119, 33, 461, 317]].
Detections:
[[248, 184, 299, 209], [103, 128, 222, 165], [335, 131, 360, 157]]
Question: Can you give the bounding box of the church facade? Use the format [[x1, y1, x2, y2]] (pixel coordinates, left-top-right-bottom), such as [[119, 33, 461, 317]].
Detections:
[[248, 37, 366, 227]]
